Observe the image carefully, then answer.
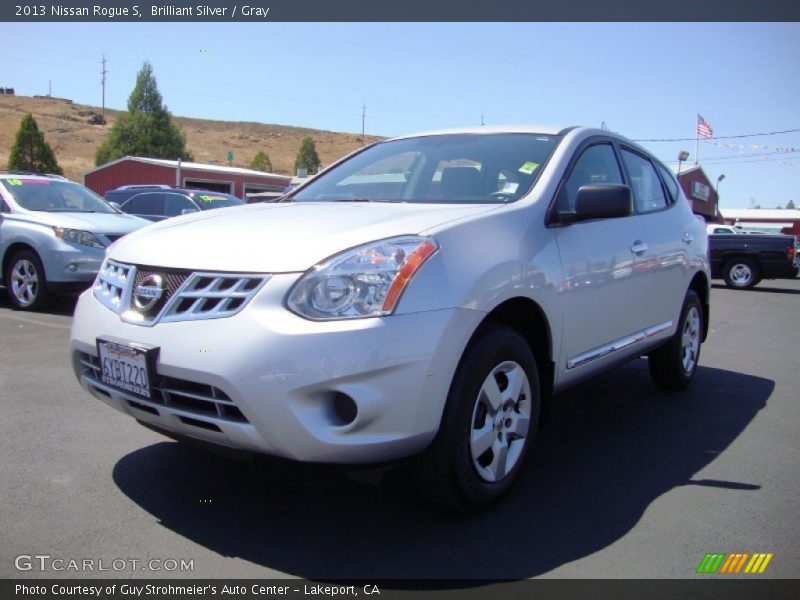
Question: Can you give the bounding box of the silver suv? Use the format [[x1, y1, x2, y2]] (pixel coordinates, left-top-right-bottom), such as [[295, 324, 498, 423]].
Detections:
[[70, 127, 710, 510], [0, 173, 149, 310]]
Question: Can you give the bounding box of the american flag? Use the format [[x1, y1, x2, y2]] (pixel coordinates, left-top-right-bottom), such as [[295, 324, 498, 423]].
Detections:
[[697, 114, 713, 139]]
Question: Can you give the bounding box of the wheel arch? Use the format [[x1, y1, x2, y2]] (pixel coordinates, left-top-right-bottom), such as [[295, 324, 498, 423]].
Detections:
[[2, 242, 42, 279], [469, 297, 555, 423], [688, 270, 710, 342]]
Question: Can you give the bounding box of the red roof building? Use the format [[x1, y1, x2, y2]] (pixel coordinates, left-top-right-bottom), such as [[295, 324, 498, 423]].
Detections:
[[671, 164, 721, 223], [84, 156, 291, 199]]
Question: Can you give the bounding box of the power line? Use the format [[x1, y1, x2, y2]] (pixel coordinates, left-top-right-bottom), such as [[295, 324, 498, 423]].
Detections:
[[634, 128, 800, 142]]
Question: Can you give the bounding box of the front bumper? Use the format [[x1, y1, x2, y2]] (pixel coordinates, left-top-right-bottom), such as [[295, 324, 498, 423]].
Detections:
[[70, 274, 484, 463], [44, 245, 104, 284]]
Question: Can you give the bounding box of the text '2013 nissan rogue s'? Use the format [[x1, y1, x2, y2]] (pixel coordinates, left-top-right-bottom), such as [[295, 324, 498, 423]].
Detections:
[[69, 126, 710, 511]]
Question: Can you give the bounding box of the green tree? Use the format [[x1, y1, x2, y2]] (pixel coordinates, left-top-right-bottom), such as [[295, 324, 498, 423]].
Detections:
[[294, 137, 321, 174], [7, 114, 63, 175], [787, 200, 796, 209], [250, 150, 273, 172], [95, 61, 192, 165]]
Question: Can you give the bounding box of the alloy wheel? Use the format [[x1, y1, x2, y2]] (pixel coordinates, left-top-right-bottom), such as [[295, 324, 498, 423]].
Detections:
[[10, 259, 40, 308]]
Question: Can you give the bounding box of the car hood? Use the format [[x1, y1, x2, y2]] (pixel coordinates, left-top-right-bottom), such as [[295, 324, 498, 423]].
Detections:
[[12, 210, 149, 234], [110, 202, 500, 272]]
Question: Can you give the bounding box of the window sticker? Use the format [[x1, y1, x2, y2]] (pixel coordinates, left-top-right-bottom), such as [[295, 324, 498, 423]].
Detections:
[[518, 162, 539, 175], [501, 182, 519, 194], [18, 179, 50, 185], [199, 194, 227, 202]]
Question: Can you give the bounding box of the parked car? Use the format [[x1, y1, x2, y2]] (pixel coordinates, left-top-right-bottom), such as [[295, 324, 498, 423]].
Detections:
[[0, 173, 149, 310], [118, 189, 244, 221], [710, 233, 798, 289], [103, 184, 173, 207], [69, 126, 710, 510], [707, 224, 739, 235]]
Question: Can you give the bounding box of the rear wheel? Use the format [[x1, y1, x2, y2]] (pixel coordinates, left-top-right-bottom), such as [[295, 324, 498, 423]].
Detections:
[[412, 325, 540, 512], [723, 258, 759, 290], [5, 250, 50, 311], [648, 290, 703, 390]]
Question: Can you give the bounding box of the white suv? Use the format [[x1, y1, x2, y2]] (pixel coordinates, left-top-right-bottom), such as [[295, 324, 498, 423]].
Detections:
[[70, 126, 710, 510]]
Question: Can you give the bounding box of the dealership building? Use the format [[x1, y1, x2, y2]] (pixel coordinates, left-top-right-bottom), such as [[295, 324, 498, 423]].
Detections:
[[84, 156, 291, 199], [671, 164, 721, 222]]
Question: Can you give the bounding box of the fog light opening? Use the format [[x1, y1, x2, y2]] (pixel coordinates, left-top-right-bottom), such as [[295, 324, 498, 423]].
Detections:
[[332, 392, 358, 425]]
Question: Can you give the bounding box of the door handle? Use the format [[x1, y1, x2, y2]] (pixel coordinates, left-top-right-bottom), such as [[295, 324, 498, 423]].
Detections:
[[683, 231, 694, 244], [630, 241, 649, 255]]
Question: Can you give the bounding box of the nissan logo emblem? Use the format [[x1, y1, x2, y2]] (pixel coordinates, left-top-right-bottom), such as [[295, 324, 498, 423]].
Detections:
[[133, 274, 165, 312]]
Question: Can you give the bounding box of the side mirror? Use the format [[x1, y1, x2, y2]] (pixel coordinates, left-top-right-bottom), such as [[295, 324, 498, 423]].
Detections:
[[181, 208, 199, 215], [109, 202, 122, 210], [559, 184, 632, 223]]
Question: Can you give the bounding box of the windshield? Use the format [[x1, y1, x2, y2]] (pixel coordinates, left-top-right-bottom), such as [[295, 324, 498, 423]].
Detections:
[[193, 193, 245, 210], [0, 178, 118, 213], [292, 133, 561, 204]]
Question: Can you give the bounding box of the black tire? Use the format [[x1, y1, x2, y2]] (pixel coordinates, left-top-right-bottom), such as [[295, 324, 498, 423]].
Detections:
[[412, 325, 541, 512], [723, 258, 760, 290], [5, 250, 50, 311], [648, 290, 703, 390]]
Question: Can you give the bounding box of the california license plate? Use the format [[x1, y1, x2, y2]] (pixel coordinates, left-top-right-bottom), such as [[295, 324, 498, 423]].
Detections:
[[96, 339, 156, 398]]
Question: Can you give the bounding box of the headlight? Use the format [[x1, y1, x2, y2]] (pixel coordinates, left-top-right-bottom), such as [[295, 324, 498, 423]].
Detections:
[[287, 236, 438, 320], [54, 227, 105, 249]]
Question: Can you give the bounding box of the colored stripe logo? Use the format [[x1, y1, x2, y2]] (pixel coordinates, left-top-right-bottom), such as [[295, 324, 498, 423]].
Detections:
[[697, 552, 773, 574]]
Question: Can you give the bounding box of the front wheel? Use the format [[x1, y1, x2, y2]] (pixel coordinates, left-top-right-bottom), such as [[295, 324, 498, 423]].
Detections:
[[648, 290, 704, 390], [412, 325, 541, 512], [5, 250, 50, 311]]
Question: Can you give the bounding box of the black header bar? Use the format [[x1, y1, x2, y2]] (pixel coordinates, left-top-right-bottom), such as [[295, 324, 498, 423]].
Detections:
[[3, 0, 799, 22]]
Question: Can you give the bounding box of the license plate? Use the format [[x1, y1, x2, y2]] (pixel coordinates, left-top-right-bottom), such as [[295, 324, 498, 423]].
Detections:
[[96, 339, 156, 398]]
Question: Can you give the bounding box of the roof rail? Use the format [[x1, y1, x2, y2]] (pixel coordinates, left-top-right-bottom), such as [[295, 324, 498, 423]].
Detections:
[[114, 184, 172, 190]]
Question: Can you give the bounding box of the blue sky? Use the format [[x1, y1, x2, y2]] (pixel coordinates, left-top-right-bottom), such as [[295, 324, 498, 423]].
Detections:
[[1, 22, 798, 209]]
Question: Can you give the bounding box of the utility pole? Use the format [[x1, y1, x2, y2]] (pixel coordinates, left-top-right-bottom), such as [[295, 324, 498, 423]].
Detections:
[[361, 103, 367, 143], [48, 80, 51, 97], [100, 54, 107, 124], [481, 113, 485, 126]]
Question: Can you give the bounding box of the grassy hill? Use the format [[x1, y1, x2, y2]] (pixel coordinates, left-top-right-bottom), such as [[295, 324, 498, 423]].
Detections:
[[0, 95, 382, 183]]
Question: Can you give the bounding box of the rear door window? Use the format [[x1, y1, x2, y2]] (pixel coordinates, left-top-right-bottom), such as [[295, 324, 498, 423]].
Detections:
[[163, 194, 195, 217], [655, 162, 679, 204], [621, 149, 669, 213], [124, 193, 163, 215]]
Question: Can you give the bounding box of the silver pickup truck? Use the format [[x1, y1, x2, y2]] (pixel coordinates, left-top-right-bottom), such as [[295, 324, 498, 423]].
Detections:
[[0, 173, 149, 310]]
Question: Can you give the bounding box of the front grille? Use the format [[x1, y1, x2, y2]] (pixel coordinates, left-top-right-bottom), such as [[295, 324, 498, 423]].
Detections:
[[78, 352, 249, 424], [92, 259, 268, 326], [131, 267, 190, 318], [159, 273, 266, 322], [94, 260, 133, 312]]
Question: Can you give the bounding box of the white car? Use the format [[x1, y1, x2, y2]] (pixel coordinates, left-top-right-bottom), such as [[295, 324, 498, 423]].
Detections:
[[707, 224, 739, 235], [70, 126, 710, 510]]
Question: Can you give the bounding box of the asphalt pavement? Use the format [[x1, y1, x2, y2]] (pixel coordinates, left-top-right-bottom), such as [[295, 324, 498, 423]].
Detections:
[[1, 280, 798, 580]]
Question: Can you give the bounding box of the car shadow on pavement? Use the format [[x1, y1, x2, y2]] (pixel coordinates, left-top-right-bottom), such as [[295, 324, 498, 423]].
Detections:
[[0, 290, 79, 315], [113, 361, 772, 582]]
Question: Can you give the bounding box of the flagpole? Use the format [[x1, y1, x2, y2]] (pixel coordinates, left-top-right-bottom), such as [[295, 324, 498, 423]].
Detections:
[[695, 114, 700, 165]]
